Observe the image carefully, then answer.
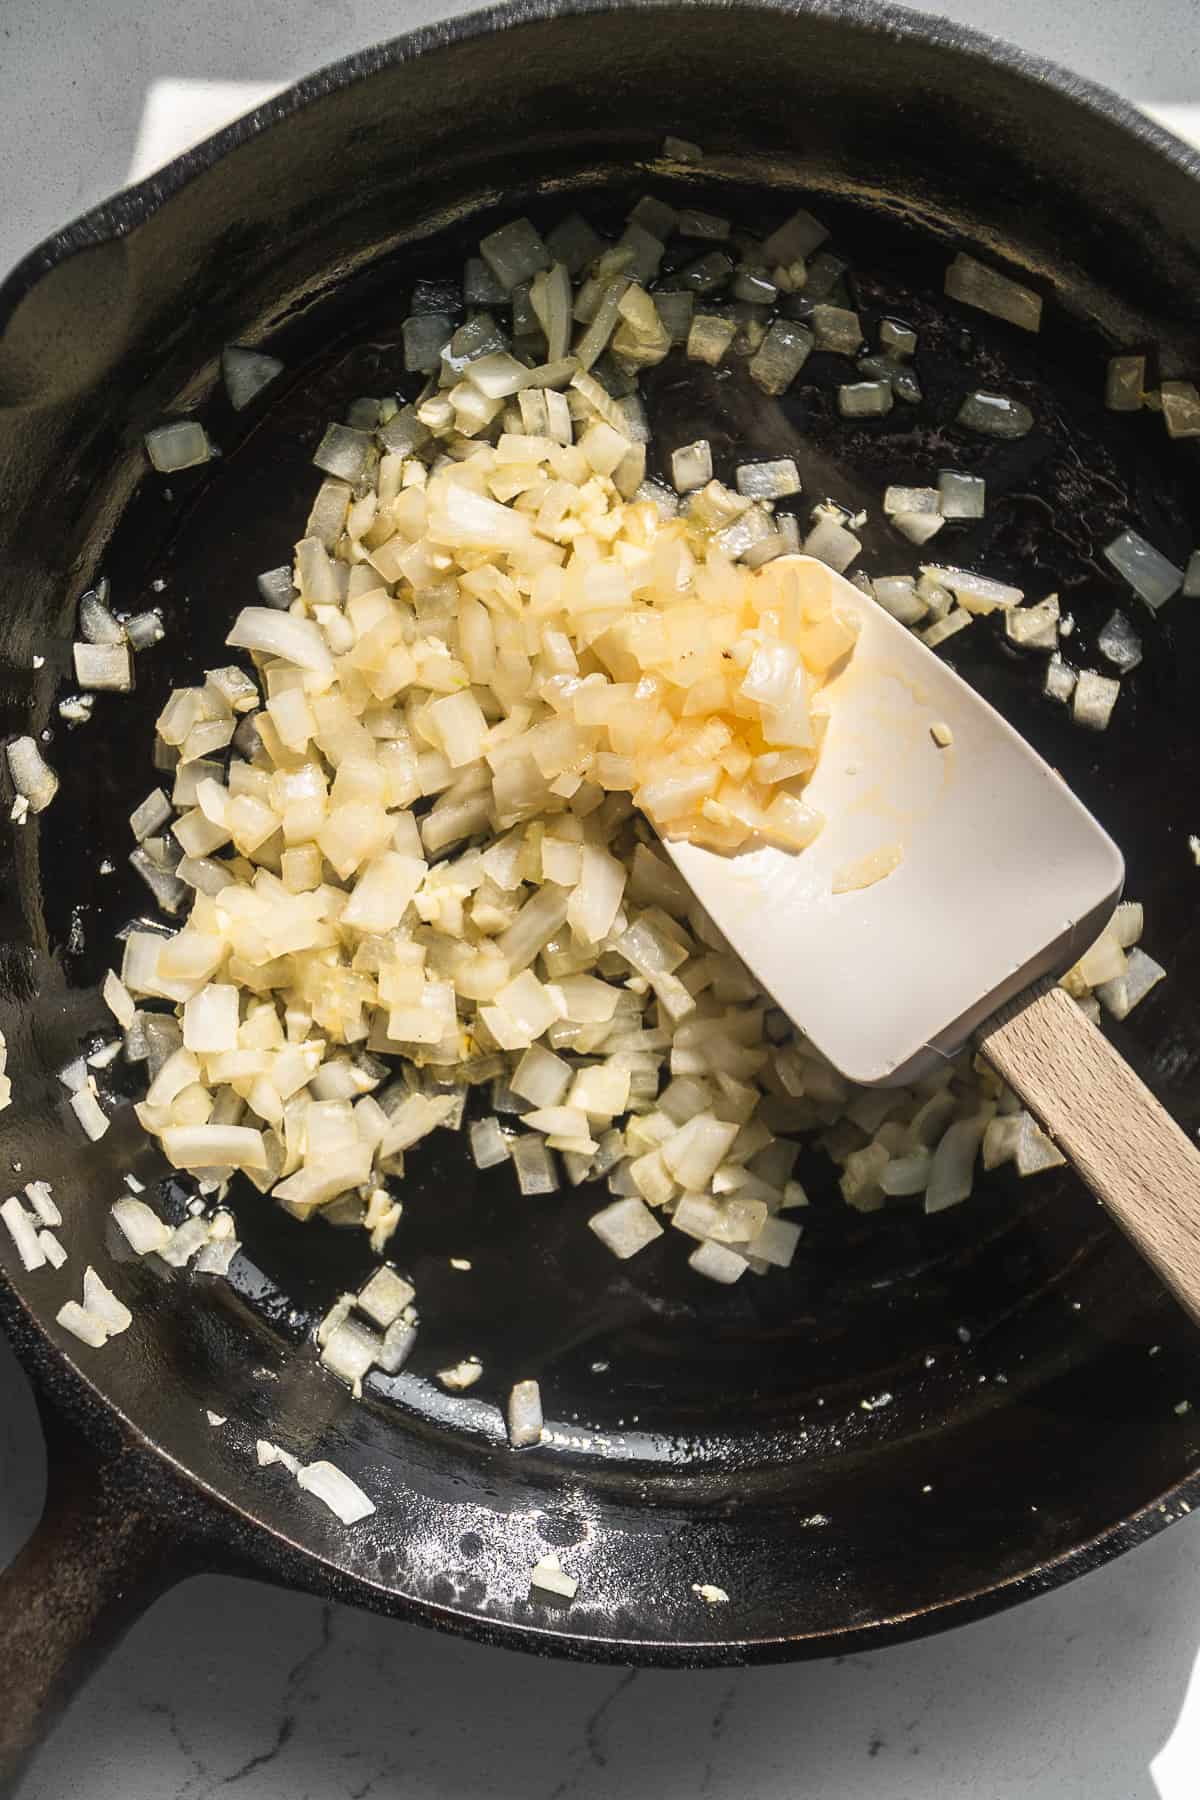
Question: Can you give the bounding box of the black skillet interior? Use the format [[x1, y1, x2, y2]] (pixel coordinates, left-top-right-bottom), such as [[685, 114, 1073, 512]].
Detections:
[[2, 0, 1200, 1663]]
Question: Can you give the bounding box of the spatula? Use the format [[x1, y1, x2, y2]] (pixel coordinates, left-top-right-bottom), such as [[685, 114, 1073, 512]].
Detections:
[[666, 555, 1200, 1322]]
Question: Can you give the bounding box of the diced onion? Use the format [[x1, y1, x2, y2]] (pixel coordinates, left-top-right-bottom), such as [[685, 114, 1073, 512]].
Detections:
[[507, 1378, 544, 1447], [688, 1239, 748, 1283], [530, 1552, 577, 1600], [1097, 611, 1142, 673], [91, 196, 1165, 1378], [227, 607, 333, 676], [356, 1266, 414, 1328], [39, 1231, 67, 1269], [838, 380, 892, 419], [1161, 381, 1200, 439], [7, 736, 59, 812], [1, 1196, 46, 1270], [921, 566, 1023, 613], [112, 1196, 173, 1255], [24, 1181, 61, 1227], [145, 421, 211, 472], [1103, 529, 1183, 611], [438, 1356, 483, 1390], [956, 391, 1033, 438], [1072, 670, 1120, 731], [74, 644, 133, 691], [938, 471, 985, 519], [70, 1084, 110, 1141], [588, 1196, 663, 1259], [161, 1124, 267, 1170], [82, 1266, 133, 1335], [297, 1459, 376, 1525], [56, 1301, 109, 1348], [222, 346, 284, 411]]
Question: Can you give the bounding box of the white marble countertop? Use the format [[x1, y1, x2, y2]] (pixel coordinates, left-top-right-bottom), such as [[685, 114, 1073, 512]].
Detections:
[[3, 3, 1200, 1795]]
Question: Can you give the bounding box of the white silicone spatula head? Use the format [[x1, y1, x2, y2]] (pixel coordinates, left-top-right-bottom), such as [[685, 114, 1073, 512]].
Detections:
[[665, 556, 1125, 1087]]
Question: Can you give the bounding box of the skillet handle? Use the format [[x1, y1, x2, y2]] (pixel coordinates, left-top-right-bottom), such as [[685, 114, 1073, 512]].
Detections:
[[0, 1405, 183, 1798], [979, 979, 1200, 1324]]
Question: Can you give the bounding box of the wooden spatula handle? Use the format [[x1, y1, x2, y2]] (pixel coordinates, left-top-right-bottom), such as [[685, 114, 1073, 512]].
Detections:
[[978, 981, 1200, 1324]]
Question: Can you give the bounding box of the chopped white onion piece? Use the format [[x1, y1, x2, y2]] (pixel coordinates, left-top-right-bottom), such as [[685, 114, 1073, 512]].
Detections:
[[480, 218, 551, 290], [1, 1196, 46, 1270], [161, 1124, 267, 1170], [1103, 529, 1184, 611], [438, 1356, 483, 1390], [1161, 381, 1200, 439], [256, 564, 296, 610], [313, 423, 373, 483], [803, 511, 860, 573], [588, 1196, 663, 1259], [956, 392, 1032, 438], [356, 1265, 414, 1329], [1043, 654, 1076, 703], [1096, 947, 1165, 1020], [297, 1459, 376, 1525], [39, 1231, 67, 1269], [222, 345, 284, 410], [1072, 669, 1120, 731], [811, 305, 863, 355], [112, 1196, 173, 1255], [70, 1084, 110, 1141], [511, 1136, 559, 1195], [944, 253, 1042, 331], [893, 511, 944, 545], [922, 565, 1022, 614], [56, 1301, 109, 1348], [838, 380, 892, 419], [670, 439, 713, 494], [920, 609, 973, 650], [6, 736, 59, 813], [79, 589, 125, 645], [126, 610, 166, 651], [748, 1214, 802, 1267], [937, 471, 985, 520], [130, 788, 172, 841], [1005, 595, 1060, 650], [873, 576, 926, 627], [507, 1378, 544, 1447], [687, 1240, 748, 1284], [227, 607, 333, 677], [925, 1117, 988, 1213], [23, 1181, 60, 1227], [1097, 611, 1142, 673], [82, 1266, 133, 1335], [530, 1552, 577, 1600], [469, 1116, 511, 1169], [58, 694, 95, 726], [145, 421, 211, 472], [883, 486, 939, 517], [321, 1317, 382, 1395], [257, 1439, 301, 1474], [748, 321, 813, 395], [73, 643, 133, 691]]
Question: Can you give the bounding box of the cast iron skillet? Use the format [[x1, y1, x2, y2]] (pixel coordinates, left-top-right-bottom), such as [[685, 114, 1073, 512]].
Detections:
[[2, 0, 1200, 1788]]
